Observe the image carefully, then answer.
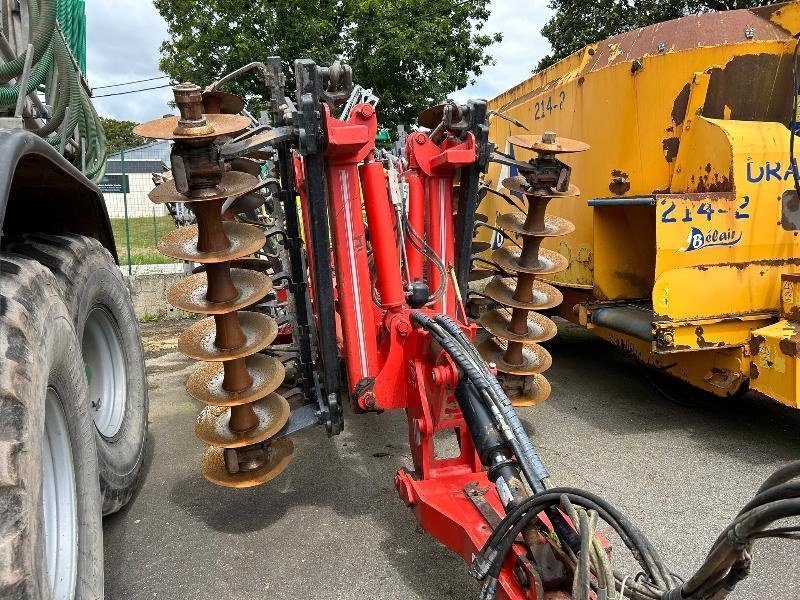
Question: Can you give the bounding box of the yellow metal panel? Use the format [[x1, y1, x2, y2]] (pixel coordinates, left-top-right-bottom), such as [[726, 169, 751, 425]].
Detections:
[[591, 326, 746, 396], [750, 320, 800, 408]]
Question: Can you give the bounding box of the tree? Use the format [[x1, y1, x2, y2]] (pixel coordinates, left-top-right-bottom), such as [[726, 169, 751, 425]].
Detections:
[[153, 0, 501, 130], [537, 0, 780, 71], [101, 117, 146, 154]]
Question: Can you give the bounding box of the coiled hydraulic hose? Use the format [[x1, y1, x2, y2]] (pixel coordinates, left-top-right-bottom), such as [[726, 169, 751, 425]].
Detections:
[[0, 0, 106, 181]]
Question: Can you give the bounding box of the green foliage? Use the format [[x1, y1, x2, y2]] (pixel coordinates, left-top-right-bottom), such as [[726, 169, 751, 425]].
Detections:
[[101, 117, 146, 154], [153, 0, 500, 129], [537, 0, 780, 71]]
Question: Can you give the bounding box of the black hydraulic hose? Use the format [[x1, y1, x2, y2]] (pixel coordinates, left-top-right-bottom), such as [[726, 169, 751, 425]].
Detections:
[[418, 313, 582, 555], [756, 460, 800, 494], [681, 499, 800, 596], [738, 480, 800, 516], [480, 489, 667, 586], [479, 492, 666, 599], [433, 314, 550, 482]]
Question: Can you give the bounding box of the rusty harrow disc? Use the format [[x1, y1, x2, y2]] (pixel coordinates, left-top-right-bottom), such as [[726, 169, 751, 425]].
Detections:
[[475, 131, 589, 406], [138, 82, 293, 488]]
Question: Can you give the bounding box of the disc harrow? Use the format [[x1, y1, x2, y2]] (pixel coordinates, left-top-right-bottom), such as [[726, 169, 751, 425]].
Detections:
[[477, 131, 588, 407], [134, 82, 294, 488]]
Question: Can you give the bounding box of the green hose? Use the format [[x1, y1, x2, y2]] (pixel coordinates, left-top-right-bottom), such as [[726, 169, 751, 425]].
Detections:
[[0, 41, 54, 106], [0, 0, 56, 81], [0, 0, 107, 180]]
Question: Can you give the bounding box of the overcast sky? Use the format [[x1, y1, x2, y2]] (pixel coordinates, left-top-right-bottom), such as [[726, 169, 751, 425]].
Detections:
[[86, 0, 552, 123]]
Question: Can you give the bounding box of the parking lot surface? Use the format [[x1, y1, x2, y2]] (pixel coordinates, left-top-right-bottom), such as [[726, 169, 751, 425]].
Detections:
[[104, 320, 800, 599]]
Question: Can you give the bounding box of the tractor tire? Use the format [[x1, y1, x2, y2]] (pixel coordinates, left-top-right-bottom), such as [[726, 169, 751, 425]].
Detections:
[[8, 234, 148, 515], [0, 254, 104, 598]]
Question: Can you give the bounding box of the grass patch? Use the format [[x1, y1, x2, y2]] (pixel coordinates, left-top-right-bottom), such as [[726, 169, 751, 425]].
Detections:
[[111, 216, 177, 266]]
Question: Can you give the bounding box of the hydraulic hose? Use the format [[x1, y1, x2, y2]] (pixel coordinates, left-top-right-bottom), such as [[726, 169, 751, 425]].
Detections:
[[0, 0, 56, 82], [0, 0, 107, 180], [433, 314, 550, 484]]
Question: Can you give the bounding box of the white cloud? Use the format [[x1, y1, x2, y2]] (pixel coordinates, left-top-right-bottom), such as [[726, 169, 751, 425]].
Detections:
[[84, 0, 552, 122], [453, 0, 553, 103], [86, 1, 172, 122]]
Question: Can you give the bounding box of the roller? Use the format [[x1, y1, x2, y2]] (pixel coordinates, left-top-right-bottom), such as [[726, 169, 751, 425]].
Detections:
[[476, 131, 588, 406], [134, 82, 294, 488]]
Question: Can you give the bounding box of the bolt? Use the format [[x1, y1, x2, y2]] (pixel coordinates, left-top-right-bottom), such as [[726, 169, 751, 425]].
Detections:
[[657, 41, 666, 53], [541, 131, 557, 144], [357, 104, 375, 119], [396, 320, 410, 337], [363, 392, 377, 410], [414, 132, 427, 144], [631, 58, 643, 74], [745, 26, 754, 40], [658, 330, 675, 348]]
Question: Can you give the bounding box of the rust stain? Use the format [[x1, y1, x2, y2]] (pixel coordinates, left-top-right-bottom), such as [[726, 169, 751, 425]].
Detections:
[[750, 362, 760, 379], [609, 169, 631, 195], [612, 269, 647, 289], [695, 325, 724, 348], [695, 257, 800, 272], [671, 82, 691, 126], [662, 137, 680, 163], [748, 334, 765, 356], [779, 336, 800, 357]]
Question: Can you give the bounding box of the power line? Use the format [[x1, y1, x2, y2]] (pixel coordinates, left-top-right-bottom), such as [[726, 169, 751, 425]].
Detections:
[[94, 83, 174, 98], [93, 75, 170, 90]]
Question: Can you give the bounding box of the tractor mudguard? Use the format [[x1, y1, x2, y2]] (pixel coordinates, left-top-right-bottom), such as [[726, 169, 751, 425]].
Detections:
[[0, 129, 116, 261]]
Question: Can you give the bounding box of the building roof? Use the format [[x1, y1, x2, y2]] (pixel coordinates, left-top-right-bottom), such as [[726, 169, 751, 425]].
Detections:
[[106, 139, 171, 174], [107, 139, 171, 163]]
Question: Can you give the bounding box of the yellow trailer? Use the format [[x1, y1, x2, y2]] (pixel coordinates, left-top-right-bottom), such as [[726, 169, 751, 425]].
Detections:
[[481, 2, 800, 407]]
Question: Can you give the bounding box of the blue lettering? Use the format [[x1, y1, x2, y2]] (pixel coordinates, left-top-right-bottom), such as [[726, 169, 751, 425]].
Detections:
[[747, 162, 764, 183], [766, 161, 782, 181]]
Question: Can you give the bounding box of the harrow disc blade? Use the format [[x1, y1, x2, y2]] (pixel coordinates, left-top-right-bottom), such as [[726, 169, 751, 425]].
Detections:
[[479, 309, 558, 344], [149, 171, 261, 204], [496, 212, 575, 238], [478, 338, 553, 376], [178, 312, 278, 362], [201, 438, 295, 489], [167, 269, 273, 314], [484, 276, 563, 311], [195, 393, 290, 448], [202, 90, 246, 115], [158, 222, 266, 263], [492, 246, 569, 276], [508, 134, 590, 154], [187, 354, 286, 407], [507, 374, 552, 407], [133, 113, 250, 141]]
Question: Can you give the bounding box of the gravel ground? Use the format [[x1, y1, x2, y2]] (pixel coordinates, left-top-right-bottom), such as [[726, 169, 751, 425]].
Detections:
[[103, 319, 800, 599]]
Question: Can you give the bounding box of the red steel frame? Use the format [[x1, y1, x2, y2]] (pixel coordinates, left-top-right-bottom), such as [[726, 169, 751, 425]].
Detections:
[[294, 104, 557, 600]]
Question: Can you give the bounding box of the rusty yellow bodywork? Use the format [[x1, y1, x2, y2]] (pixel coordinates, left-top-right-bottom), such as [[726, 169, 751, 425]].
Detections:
[[480, 2, 800, 406]]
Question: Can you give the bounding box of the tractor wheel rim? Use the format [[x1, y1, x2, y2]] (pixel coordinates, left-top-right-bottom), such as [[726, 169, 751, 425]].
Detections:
[[42, 387, 78, 599], [83, 306, 127, 438]]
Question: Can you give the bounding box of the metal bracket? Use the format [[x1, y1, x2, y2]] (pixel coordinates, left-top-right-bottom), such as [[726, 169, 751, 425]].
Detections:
[[272, 402, 324, 441], [220, 125, 296, 159]]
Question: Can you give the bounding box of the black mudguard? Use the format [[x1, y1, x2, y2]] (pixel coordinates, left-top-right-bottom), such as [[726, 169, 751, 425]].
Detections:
[[0, 129, 116, 261]]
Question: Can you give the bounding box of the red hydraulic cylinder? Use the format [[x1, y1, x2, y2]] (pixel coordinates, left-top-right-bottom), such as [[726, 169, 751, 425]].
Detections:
[[427, 174, 456, 316], [407, 131, 477, 318], [360, 154, 405, 309], [324, 104, 380, 400], [405, 168, 426, 283]]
